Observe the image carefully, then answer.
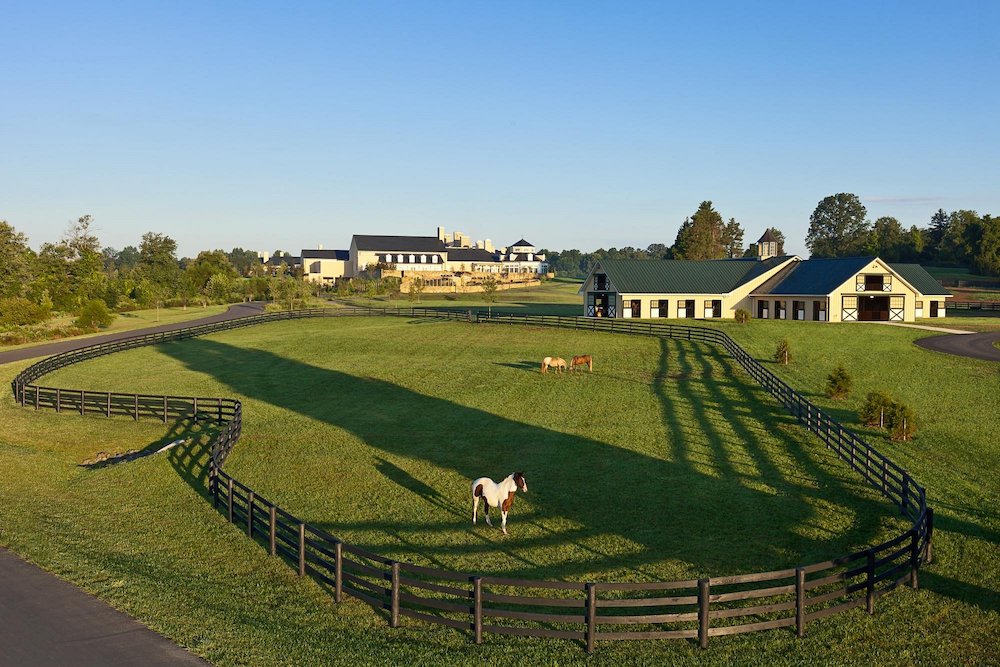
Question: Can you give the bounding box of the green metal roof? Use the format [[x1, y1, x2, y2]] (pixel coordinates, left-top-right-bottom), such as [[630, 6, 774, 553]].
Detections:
[[597, 256, 792, 294], [889, 263, 952, 296], [766, 257, 872, 295]]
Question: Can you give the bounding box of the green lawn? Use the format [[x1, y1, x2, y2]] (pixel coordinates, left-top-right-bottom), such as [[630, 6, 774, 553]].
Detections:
[[1, 304, 232, 351], [0, 316, 997, 665], [337, 278, 583, 315]]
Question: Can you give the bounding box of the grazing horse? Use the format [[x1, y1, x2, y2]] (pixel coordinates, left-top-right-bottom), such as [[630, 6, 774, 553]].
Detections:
[[570, 354, 593, 372], [471, 472, 527, 535], [541, 356, 567, 374]]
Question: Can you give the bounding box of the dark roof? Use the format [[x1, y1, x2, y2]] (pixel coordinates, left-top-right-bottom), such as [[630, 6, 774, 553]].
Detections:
[[889, 263, 952, 296], [757, 229, 779, 243], [302, 249, 349, 260], [510, 239, 534, 247], [352, 235, 446, 252], [762, 257, 872, 295], [264, 254, 301, 266], [596, 256, 792, 294], [447, 247, 497, 262]]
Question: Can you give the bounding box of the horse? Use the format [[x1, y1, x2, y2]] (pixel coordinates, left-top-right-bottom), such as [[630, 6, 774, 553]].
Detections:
[[471, 472, 527, 535], [541, 356, 567, 374], [570, 354, 593, 372]]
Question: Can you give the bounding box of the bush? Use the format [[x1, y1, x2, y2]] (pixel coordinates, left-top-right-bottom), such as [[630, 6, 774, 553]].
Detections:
[[825, 364, 853, 399], [774, 339, 791, 365], [0, 297, 51, 327], [859, 391, 894, 428], [734, 308, 750, 324], [74, 299, 115, 330], [886, 401, 916, 441]]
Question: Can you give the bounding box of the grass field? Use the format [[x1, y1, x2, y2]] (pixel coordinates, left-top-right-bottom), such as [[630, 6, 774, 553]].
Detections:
[[1, 316, 997, 665], [1, 304, 232, 351]]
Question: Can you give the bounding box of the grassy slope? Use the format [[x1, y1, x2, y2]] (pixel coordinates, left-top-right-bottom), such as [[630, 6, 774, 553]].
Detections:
[[0, 317, 997, 666], [1, 304, 232, 351]]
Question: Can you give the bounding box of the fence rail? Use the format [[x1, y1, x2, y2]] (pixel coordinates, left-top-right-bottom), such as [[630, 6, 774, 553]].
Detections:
[[10, 306, 932, 652], [947, 301, 1000, 312]]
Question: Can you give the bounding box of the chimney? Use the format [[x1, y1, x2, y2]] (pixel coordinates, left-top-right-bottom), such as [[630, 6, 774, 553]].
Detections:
[[437, 226, 446, 242], [484, 239, 494, 253], [318, 243, 323, 250]]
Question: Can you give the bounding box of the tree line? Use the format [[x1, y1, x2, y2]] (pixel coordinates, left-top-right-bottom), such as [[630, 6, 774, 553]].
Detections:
[[805, 193, 998, 275], [0, 216, 312, 334], [543, 195, 998, 278]]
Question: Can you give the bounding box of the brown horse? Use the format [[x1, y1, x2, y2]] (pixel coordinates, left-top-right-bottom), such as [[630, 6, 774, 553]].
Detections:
[[541, 356, 567, 374], [570, 355, 593, 372]]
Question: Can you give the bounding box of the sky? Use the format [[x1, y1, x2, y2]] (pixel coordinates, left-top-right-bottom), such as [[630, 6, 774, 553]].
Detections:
[[2, 1, 998, 258]]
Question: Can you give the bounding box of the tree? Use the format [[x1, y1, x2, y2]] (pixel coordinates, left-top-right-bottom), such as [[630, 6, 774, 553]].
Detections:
[[806, 193, 870, 257], [938, 210, 980, 264], [825, 364, 853, 399], [0, 221, 34, 299], [227, 248, 260, 276], [481, 276, 498, 303], [927, 208, 949, 254], [972, 215, 1000, 276], [673, 201, 727, 260], [185, 250, 237, 293], [867, 216, 905, 260], [206, 273, 234, 303], [270, 274, 307, 311], [74, 299, 115, 329], [138, 232, 181, 302], [721, 218, 745, 258], [900, 226, 925, 262], [774, 339, 791, 365]]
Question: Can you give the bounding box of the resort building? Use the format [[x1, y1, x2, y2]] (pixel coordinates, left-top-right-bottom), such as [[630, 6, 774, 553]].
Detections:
[[580, 233, 950, 322], [302, 248, 350, 284]]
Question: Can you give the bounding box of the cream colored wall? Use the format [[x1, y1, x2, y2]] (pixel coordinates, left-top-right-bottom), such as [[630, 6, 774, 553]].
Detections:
[[304, 259, 347, 283], [823, 258, 920, 323]]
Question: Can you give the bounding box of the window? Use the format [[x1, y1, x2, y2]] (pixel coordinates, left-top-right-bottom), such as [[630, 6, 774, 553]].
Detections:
[[432, 255, 439, 263], [658, 299, 669, 318], [864, 274, 884, 291], [915, 300, 923, 309], [409, 254, 415, 263], [420, 255, 426, 263], [594, 274, 608, 291], [397, 254, 404, 263], [757, 300, 769, 319]]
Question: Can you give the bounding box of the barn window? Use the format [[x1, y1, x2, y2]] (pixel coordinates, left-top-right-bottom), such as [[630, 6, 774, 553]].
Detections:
[[915, 300, 923, 309]]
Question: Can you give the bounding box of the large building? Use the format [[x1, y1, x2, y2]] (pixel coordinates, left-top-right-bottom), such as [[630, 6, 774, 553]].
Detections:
[[579, 232, 950, 323], [298, 227, 548, 283]]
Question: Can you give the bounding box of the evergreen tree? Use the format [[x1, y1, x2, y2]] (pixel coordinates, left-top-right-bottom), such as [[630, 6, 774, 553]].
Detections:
[[673, 201, 727, 259], [721, 218, 745, 258]]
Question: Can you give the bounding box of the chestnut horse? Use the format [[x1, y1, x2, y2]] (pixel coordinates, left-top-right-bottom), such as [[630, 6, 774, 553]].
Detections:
[[471, 472, 527, 534], [570, 355, 593, 372], [541, 356, 567, 374]]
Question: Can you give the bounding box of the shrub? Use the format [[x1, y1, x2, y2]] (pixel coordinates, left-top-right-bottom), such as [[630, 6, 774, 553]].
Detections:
[[74, 299, 115, 330], [886, 401, 916, 441], [859, 391, 895, 428], [774, 339, 791, 365], [825, 364, 853, 399], [734, 308, 750, 324], [0, 297, 51, 327]]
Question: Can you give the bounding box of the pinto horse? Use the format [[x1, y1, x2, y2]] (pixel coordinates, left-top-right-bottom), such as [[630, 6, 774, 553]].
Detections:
[[471, 472, 527, 534], [541, 356, 567, 374], [570, 354, 593, 372]]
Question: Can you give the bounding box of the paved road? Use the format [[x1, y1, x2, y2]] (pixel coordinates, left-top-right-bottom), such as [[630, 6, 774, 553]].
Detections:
[[0, 549, 209, 666], [914, 331, 1000, 362], [0, 302, 265, 366]]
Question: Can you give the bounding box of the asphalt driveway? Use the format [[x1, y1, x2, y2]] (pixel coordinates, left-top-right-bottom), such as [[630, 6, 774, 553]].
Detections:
[[914, 331, 1000, 362]]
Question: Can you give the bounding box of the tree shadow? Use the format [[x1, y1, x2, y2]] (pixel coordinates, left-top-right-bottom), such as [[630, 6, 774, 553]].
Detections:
[[156, 333, 899, 582]]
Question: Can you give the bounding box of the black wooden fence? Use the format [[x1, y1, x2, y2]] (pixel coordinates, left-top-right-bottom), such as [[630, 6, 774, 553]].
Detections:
[[10, 307, 932, 652], [947, 301, 1000, 312]]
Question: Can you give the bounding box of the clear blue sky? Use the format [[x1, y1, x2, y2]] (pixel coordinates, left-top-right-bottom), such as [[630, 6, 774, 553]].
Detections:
[[2, 1, 997, 258]]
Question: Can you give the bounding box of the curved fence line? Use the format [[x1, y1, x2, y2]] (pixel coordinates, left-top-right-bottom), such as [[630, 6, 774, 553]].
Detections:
[[10, 307, 932, 652]]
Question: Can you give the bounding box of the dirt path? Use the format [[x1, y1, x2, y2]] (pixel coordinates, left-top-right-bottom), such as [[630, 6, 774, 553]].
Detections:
[[0, 302, 265, 366]]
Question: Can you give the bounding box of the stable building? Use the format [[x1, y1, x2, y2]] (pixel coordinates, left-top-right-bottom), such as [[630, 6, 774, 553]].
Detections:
[[580, 235, 950, 322]]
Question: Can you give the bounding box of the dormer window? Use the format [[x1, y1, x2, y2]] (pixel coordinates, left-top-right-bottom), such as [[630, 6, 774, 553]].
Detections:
[[397, 254, 404, 263], [420, 254, 426, 263], [409, 254, 415, 263]]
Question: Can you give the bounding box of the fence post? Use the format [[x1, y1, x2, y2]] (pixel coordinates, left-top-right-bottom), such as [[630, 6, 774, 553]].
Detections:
[[106, 392, 111, 417], [795, 567, 806, 637], [227, 478, 234, 523], [926, 507, 934, 564], [334, 542, 343, 603], [698, 578, 710, 649], [247, 491, 254, 537], [472, 576, 483, 644], [163, 395, 168, 423], [134, 394, 138, 421], [269, 506, 277, 556], [217, 398, 223, 425], [80, 390, 85, 415], [56, 387, 61, 412], [193, 396, 198, 419], [586, 582, 597, 654], [390, 562, 401, 628], [901, 474, 910, 513], [866, 550, 875, 614], [909, 530, 919, 590], [35, 387, 39, 410], [298, 523, 306, 576]]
